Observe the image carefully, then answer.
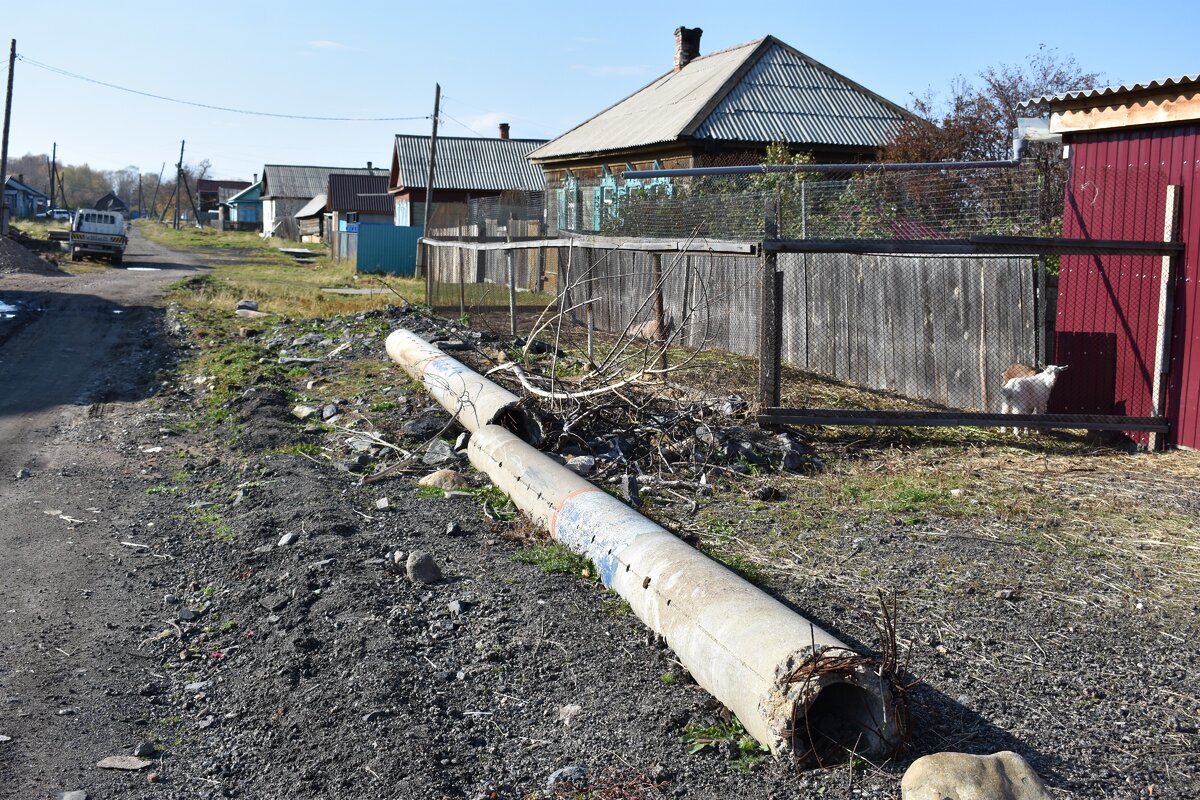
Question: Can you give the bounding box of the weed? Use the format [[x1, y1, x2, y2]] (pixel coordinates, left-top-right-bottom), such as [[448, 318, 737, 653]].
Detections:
[[710, 551, 765, 584], [416, 486, 445, 499], [369, 401, 398, 413], [600, 595, 633, 617], [660, 672, 677, 686], [512, 544, 594, 578], [272, 442, 323, 458], [680, 717, 768, 771]]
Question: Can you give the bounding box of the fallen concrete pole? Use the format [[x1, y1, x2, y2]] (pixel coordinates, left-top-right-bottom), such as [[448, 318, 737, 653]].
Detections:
[[385, 329, 542, 444], [388, 329, 900, 762]]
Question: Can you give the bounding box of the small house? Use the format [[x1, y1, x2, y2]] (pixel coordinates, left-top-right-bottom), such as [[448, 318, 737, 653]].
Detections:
[[261, 163, 383, 240], [196, 179, 252, 214], [294, 194, 327, 243], [225, 181, 262, 225], [94, 192, 130, 214], [387, 128, 547, 228], [527, 28, 915, 232], [3, 175, 48, 218]]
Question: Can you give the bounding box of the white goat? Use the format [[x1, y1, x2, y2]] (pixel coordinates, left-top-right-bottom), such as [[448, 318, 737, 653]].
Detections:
[[1000, 364, 1067, 436]]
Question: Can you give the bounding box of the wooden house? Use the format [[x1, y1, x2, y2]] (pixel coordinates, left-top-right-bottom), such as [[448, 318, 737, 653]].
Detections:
[[261, 163, 382, 240], [387, 129, 546, 228], [527, 27, 915, 232]]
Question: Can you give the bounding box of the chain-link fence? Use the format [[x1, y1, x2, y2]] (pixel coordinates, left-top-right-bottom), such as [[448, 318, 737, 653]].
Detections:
[[549, 165, 1048, 241], [419, 160, 1176, 436]]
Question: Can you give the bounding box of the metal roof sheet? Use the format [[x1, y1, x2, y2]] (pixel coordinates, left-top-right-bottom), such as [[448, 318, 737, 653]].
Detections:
[[328, 173, 393, 213], [528, 36, 912, 161], [528, 40, 757, 161], [225, 181, 261, 205], [262, 164, 381, 199], [391, 135, 547, 192], [1020, 74, 1200, 109], [693, 43, 907, 148], [293, 193, 327, 219]]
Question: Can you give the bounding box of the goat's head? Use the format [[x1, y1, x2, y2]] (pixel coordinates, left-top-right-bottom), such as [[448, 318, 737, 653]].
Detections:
[[1043, 364, 1068, 376]]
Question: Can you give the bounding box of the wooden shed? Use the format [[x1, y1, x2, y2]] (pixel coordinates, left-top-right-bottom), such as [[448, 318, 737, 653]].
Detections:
[[1025, 75, 1200, 448]]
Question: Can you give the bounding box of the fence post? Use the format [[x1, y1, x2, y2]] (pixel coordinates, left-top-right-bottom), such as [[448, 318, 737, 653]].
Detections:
[[422, 241, 432, 308], [507, 214, 517, 337], [1037, 255, 1048, 367], [585, 248, 595, 364], [757, 197, 783, 410], [1150, 184, 1181, 450], [652, 252, 668, 373]]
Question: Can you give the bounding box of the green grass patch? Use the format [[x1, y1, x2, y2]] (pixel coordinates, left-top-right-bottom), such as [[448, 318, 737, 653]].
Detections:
[[512, 543, 594, 577], [416, 486, 445, 499], [143, 220, 425, 319]]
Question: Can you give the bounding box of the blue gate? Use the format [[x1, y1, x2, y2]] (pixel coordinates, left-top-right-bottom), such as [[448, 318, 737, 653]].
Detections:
[[356, 223, 422, 276]]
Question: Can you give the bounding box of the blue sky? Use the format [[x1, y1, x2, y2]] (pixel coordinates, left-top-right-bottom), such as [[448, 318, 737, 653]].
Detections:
[[3, 1, 1197, 181]]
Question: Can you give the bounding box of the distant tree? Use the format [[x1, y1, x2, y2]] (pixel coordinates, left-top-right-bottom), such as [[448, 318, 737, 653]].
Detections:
[[881, 47, 1101, 233]]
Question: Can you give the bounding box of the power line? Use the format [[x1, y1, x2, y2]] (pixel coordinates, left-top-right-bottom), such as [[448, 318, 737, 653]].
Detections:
[[16, 54, 430, 122]]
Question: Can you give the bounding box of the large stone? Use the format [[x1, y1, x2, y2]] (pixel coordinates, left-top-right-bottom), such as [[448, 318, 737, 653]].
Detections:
[[418, 469, 467, 491], [406, 551, 442, 584], [403, 411, 451, 439], [901, 751, 1053, 800]]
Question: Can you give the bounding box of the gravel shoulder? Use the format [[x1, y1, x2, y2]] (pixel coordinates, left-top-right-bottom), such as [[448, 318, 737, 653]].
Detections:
[[1, 231, 1197, 800]]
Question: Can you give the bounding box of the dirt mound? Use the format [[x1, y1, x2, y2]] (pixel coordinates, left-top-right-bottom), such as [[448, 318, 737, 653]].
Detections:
[[0, 233, 64, 275]]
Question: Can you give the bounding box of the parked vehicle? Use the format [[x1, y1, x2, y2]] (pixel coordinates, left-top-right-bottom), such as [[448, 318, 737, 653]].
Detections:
[[69, 210, 127, 264], [50, 208, 72, 221]]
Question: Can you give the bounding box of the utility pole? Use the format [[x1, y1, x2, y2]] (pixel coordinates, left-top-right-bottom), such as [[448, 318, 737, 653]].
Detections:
[[148, 162, 164, 218], [173, 139, 184, 230], [48, 142, 57, 209], [0, 40, 17, 235], [137, 170, 143, 218], [421, 83, 440, 301]]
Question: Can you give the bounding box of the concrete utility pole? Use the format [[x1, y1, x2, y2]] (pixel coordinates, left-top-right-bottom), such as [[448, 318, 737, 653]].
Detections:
[[0, 40, 16, 235], [173, 140, 185, 230]]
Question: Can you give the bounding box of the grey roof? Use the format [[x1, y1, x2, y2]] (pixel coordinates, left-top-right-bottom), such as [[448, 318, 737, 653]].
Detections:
[[1020, 74, 1200, 110], [262, 164, 381, 199], [390, 135, 547, 192], [294, 193, 327, 219], [4, 175, 48, 198], [528, 36, 913, 162], [328, 173, 393, 214]]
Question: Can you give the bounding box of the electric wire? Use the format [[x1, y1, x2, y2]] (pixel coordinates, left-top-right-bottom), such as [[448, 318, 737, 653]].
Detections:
[[16, 54, 429, 122]]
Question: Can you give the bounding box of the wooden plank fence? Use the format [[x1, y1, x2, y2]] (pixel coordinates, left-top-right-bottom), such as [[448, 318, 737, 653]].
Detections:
[[420, 239, 1036, 411]]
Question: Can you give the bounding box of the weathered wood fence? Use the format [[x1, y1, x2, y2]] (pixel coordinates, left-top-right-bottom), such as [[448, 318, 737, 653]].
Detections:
[[420, 237, 1037, 411]]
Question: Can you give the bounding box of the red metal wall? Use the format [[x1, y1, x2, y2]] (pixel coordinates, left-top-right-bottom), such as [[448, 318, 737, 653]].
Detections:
[[1054, 124, 1200, 448]]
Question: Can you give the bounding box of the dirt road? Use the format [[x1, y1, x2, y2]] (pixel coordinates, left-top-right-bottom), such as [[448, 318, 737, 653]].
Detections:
[[0, 231, 201, 797]]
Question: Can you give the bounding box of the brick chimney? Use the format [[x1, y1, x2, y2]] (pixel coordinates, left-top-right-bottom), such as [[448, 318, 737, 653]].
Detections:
[[498, 123, 510, 140], [674, 27, 702, 72], [367, 161, 373, 171]]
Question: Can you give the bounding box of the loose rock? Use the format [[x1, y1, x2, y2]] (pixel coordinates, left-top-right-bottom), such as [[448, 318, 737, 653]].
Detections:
[[278, 532, 299, 547], [418, 469, 468, 491], [901, 751, 1053, 800], [291, 404, 319, 421], [406, 551, 442, 584], [546, 765, 588, 792]]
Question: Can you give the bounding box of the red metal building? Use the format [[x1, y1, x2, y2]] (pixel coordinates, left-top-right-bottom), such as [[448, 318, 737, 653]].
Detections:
[[1028, 76, 1200, 448]]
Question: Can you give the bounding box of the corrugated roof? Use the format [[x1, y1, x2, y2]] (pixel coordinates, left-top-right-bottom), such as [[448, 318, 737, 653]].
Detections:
[[1020, 74, 1200, 110], [528, 36, 912, 161], [391, 135, 547, 192], [262, 164, 381, 199], [328, 174, 393, 213], [693, 43, 907, 148], [294, 193, 327, 219]]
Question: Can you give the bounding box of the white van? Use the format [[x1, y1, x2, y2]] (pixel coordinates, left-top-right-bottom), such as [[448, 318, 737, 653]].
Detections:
[[70, 210, 128, 264]]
